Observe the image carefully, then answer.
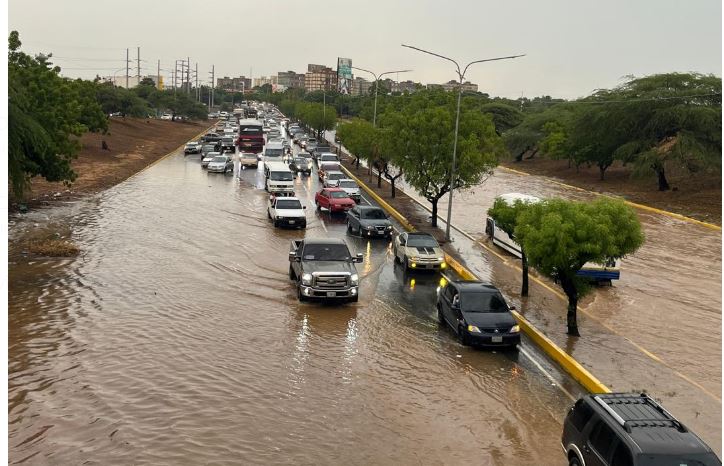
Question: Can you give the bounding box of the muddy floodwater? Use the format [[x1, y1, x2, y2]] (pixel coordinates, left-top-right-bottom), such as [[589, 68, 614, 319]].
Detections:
[[9, 140, 581, 465]]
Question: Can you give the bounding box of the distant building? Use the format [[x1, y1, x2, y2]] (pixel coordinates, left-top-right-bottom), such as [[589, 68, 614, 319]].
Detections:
[[305, 64, 337, 92], [392, 80, 421, 94], [253, 75, 278, 88], [278, 71, 306, 89], [433, 80, 479, 93], [351, 77, 372, 96], [217, 76, 251, 92]]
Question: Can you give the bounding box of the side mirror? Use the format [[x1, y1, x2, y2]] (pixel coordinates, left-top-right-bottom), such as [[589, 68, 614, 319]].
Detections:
[[400, 240, 406, 246], [288, 251, 300, 262], [354, 253, 364, 263], [303, 206, 307, 210], [509, 305, 516, 311]]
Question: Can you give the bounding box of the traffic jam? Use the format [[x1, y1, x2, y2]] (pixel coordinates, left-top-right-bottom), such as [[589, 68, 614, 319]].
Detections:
[[183, 103, 721, 466]]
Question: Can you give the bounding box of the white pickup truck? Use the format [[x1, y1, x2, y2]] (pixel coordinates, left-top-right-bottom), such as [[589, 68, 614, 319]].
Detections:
[[268, 196, 307, 229]]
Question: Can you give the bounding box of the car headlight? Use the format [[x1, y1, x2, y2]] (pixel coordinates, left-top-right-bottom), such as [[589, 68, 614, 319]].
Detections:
[[510, 324, 520, 333], [366, 225, 375, 230], [302, 273, 312, 285], [351, 273, 359, 285], [410, 256, 419, 261], [386, 225, 393, 230], [437, 257, 444, 261], [467, 325, 481, 333]]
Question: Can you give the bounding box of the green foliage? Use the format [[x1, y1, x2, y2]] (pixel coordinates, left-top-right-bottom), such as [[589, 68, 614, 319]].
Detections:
[[514, 197, 644, 334], [336, 118, 380, 166], [9, 31, 107, 197], [478, 103, 524, 134], [294, 102, 337, 136]]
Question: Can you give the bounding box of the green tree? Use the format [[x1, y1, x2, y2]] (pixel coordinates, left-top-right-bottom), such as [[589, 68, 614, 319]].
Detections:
[[514, 198, 644, 336], [478, 102, 523, 135], [392, 96, 505, 227], [487, 198, 535, 296], [8, 31, 107, 197], [336, 118, 379, 170]]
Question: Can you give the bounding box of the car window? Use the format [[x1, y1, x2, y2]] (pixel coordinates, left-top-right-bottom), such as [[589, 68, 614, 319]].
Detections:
[[589, 421, 617, 461], [461, 292, 509, 313], [330, 191, 349, 199], [276, 199, 302, 209], [442, 285, 454, 302], [570, 400, 594, 431], [406, 235, 439, 248], [362, 209, 387, 220], [610, 441, 633, 466], [319, 190, 328, 198]]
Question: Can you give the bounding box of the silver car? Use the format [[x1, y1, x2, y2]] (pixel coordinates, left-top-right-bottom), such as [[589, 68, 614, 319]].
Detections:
[[202, 151, 222, 168], [207, 155, 234, 173]]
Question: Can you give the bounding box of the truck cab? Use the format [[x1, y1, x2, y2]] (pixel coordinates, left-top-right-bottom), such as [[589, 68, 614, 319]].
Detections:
[[288, 238, 363, 303], [264, 161, 294, 195], [268, 196, 307, 229]]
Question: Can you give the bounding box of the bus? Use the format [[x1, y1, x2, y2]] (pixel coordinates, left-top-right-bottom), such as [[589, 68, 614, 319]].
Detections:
[[236, 119, 264, 155], [485, 193, 621, 283]]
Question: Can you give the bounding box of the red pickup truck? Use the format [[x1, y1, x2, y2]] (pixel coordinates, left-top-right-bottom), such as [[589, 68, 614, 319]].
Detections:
[[315, 188, 355, 213]]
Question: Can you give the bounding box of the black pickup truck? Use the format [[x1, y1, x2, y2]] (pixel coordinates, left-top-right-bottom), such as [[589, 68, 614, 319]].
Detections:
[[289, 238, 363, 303]]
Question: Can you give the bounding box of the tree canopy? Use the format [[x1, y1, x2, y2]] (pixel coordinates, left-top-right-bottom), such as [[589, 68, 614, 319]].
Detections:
[[514, 197, 644, 335]]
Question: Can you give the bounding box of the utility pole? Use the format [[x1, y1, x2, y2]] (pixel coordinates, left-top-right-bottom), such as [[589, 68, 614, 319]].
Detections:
[[195, 62, 199, 101], [137, 46, 140, 83], [125, 48, 129, 89], [186, 56, 190, 94], [209, 65, 215, 109], [157, 59, 160, 90]]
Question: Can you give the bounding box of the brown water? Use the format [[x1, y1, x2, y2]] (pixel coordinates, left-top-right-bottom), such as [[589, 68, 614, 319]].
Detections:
[[386, 165, 721, 452], [8, 146, 578, 465]]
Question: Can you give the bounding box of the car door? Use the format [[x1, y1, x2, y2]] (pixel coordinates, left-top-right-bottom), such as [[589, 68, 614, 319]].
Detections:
[[584, 420, 617, 466], [317, 190, 329, 208], [439, 284, 455, 326], [347, 207, 359, 229], [396, 233, 407, 260]]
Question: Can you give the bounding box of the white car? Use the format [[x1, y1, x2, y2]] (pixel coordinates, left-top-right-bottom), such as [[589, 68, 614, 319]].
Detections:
[[323, 171, 347, 188], [202, 151, 222, 168], [239, 151, 258, 168], [393, 232, 447, 271], [267, 195, 307, 229], [337, 179, 361, 202], [207, 154, 234, 173]]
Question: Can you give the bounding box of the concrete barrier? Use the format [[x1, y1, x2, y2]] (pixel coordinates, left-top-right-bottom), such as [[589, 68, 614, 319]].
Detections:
[[345, 161, 612, 395]]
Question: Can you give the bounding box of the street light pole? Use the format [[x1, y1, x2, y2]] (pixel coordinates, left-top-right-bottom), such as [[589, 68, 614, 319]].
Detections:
[[352, 66, 412, 127], [401, 44, 524, 241]]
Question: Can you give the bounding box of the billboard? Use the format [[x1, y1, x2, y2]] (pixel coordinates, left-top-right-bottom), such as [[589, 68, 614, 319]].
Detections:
[[337, 57, 352, 94]]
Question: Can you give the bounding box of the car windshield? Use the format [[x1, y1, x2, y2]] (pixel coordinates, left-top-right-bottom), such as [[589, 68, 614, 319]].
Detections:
[[276, 199, 302, 209], [321, 156, 337, 161], [265, 149, 284, 157], [406, 235, 439, 248], [239, 125, 262, 134], [294, 158, 307, 164], [338, 181, 357, 189], [329, 191, 349, 199], [329, 173, 345, 180], [203, 145, 215, 151], [321, 164, 340, 172], [212, 156, 227, 163], [362, 209, 386, 219], [187, 142, 198, 146], [302, 244, 351, 261], [270, 172, 293, 181], [461, 292, 509, 313]]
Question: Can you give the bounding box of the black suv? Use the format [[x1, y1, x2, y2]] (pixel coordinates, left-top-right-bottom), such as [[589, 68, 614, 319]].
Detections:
[[562, 393, 720, 466], [436, 281, 520, 347]]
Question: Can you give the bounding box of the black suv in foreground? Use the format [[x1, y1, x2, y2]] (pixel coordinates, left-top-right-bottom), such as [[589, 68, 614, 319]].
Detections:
[[562, 393, 720, 466], [436, 281, 520, 348]]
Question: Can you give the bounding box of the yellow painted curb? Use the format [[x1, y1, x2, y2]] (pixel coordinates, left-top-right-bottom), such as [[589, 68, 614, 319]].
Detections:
[[345, 162, 611, 394], [499, 165, 721, 232]]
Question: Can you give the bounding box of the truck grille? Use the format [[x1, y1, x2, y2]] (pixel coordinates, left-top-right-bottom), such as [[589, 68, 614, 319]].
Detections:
[[314, 274, 349, 289]]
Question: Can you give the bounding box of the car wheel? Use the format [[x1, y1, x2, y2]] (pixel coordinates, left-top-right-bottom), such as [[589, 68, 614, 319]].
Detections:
[[273, 220, 279, 228], [297, 285, 307, 302], [347, 222, 352, 234], [458, 326, 470, 346], [404, 256, 410, 270], [568, 457, 582, 466], [393, 246, 400, 263], [289, 266, 295, 280], [267, 210, 271, 219], [349, 295, 359, 303], [437, 304, 445, 325]]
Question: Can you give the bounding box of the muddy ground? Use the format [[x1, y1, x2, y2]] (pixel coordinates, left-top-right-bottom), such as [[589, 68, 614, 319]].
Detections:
[[9, 117, 210, 211], [501, 158, 721, 225]]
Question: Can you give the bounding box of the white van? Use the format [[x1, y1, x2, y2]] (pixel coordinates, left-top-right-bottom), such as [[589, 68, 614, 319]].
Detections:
[[264, 161, 294, 195], [263, 141, 285, 161], [485, 193, 621, 283]]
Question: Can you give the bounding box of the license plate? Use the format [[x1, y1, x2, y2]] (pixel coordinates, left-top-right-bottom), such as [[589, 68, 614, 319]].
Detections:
[[289, 220, 295, 224], [378, 231, 385, 235], [492, 336, 503, 343], [327, 291, 336, 297]]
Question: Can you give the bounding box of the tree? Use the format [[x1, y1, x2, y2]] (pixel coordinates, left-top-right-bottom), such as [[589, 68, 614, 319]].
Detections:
[[336, 118, 379, 170], [514, 198, 644, 336], [8, 31, 107, 198], [478, 102, 524, 135], [392, 95, 505, 227], [487, 198, 535, 296]]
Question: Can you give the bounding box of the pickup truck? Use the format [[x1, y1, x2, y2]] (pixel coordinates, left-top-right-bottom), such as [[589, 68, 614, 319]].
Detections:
[[289, 238, 363, 302], [268, 196, 307, 229]]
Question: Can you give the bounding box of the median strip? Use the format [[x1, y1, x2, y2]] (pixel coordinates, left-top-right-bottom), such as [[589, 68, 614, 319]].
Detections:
[[341, 163, 611, 395]]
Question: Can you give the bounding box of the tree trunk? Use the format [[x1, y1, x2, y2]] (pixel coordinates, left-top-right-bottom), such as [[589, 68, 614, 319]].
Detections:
[[377, 168, 382, 188], [430, 199, 438, 227], [355, 157, 360, 170], [521, 251, 529, 297], [655, 165, 670, 191], [599, 165, 606, 180], [559, 274, 580, 336], [390, 178, 396, 198]]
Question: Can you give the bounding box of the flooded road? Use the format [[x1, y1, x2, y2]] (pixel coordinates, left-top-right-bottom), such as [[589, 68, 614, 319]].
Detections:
[[9, 131, 581, 464]]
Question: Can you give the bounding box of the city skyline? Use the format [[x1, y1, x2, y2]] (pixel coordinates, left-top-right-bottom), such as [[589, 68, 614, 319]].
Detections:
[[8, 0, 722, 99]]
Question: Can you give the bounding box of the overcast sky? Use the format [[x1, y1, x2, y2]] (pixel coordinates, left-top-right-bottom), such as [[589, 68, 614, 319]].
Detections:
[[8, 0, 722, 99]]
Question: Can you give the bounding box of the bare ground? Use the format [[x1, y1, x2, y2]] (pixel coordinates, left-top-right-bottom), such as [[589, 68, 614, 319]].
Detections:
[[502, 158, 721, 225], [9, 117, 211, 211]]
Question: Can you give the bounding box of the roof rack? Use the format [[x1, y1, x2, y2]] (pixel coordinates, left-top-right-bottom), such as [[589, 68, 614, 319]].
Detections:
[[593, 393, 688, 433]]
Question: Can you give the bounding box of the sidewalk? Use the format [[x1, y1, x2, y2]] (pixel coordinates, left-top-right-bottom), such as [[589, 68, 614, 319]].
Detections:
[[330, 140, 722, 455]]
